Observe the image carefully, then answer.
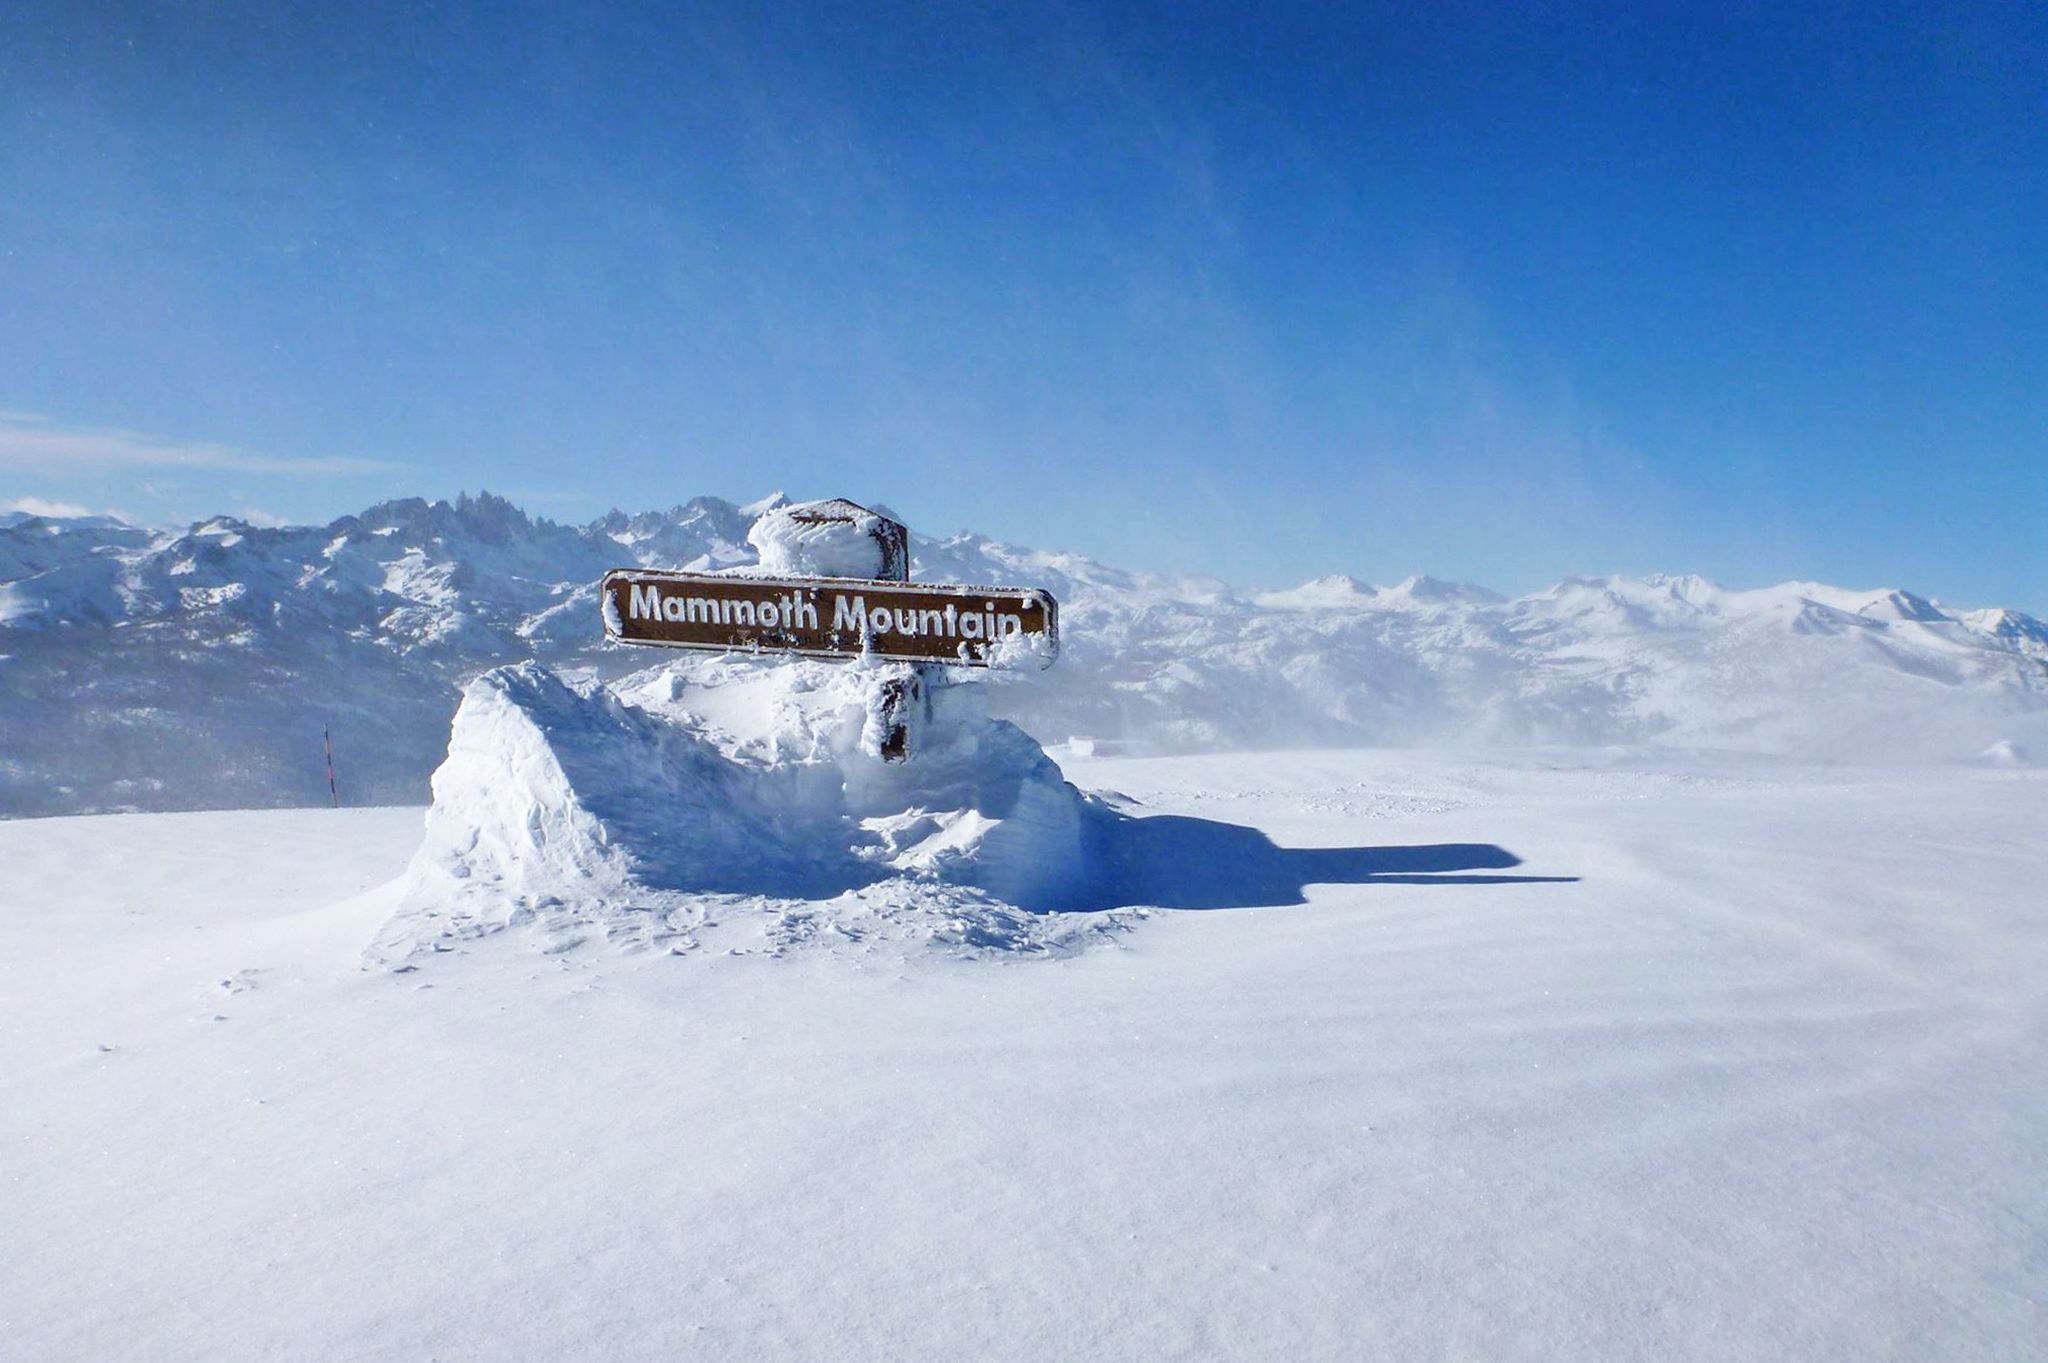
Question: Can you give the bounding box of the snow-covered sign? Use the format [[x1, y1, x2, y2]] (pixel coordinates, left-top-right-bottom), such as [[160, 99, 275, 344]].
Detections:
[[601, 499, 1059, 669], [600, 569, 1059, 668]]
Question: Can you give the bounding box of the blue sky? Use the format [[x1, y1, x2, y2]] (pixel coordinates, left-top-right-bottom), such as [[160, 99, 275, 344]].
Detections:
[[2, 2, 2043, 608]]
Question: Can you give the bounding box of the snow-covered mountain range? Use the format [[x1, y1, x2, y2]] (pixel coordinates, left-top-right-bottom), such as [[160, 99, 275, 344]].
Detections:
[[3, 491, 2043, 815]]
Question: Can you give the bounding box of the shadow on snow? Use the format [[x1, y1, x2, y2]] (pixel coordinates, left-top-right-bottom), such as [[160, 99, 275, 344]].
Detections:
[[1081, 812, 1578, 912]]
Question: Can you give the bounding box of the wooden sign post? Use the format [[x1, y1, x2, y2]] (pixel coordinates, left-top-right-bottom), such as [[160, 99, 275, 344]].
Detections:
[[600, 499, 1059, 761], [599, 571, 1059, 667]]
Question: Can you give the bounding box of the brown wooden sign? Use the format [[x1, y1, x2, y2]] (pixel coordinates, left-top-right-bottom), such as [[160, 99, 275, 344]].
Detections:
[[601, 569, 1059, 668]]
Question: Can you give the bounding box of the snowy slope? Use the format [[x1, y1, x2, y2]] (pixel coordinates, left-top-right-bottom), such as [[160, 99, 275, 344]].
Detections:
[[6, 752, 2045, 1360], [2, 493, 2045, 814]]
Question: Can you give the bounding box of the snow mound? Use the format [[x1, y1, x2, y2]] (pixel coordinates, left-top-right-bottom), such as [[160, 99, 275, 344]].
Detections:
[[375, 659, 1124, 961]]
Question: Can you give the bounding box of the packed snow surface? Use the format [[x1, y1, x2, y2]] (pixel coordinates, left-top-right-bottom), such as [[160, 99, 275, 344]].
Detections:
[[6, 751, 2045, 1360], [3, 493, 2046, 814]]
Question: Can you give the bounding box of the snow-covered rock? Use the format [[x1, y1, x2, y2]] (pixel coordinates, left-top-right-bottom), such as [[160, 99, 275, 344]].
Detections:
[[1962, 608, 2048, 661]]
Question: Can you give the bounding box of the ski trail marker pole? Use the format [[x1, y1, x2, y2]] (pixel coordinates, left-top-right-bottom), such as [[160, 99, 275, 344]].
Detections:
[[324, 726, 340, 809]]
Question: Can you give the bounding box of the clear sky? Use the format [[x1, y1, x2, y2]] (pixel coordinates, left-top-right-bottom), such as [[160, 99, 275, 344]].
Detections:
[[2, 2, 2043, 608]]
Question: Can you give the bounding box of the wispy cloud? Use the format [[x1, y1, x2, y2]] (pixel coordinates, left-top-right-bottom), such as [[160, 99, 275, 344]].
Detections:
[[3, 495, 98, 518], [0, 414, 404, 476]]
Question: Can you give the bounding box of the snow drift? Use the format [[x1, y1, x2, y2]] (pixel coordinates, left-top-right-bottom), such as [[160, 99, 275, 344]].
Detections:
[[376, 657, 1116, 959]]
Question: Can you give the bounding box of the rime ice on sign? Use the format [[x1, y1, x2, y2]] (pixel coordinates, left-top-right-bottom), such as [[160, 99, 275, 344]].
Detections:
[[601, 497, 1059, 671], [601, 495, 1060, 762], [748, 498, 910, 582], [601, 572, 1057, 667]]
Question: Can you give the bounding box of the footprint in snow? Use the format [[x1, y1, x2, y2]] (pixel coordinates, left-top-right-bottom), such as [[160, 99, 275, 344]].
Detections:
[[216, 968, 266, 995]]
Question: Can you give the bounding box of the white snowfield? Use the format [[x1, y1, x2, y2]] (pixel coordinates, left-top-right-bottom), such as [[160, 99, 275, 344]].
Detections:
[[1, 492, 2044, 814], [6, 751, 2045, 1362]]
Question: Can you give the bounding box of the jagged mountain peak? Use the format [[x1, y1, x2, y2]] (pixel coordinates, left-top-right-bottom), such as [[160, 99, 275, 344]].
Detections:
[[1386, 573, 1505, 605], [1255, 575, 1378, 609], [1856, 588, 1950, 623], [343, 490, 553, 549], [1257, 573, 1507, 611], [589, 495, 758, 570], [1525, 574, 1732, 630], [1965, 606, 2048, 639]]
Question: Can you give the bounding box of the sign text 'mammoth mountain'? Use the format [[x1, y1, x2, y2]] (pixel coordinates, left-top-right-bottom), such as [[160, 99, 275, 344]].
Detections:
[[600, 569, 1059, 668]]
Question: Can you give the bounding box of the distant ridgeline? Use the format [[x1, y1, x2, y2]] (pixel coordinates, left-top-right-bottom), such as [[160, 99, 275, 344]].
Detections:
[[1, 491, 2045, 815]]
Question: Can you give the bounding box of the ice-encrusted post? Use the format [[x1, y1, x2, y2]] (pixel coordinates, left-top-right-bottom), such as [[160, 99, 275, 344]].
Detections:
[[324, 725, 340, 808], [748, 498, 927, 762]]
